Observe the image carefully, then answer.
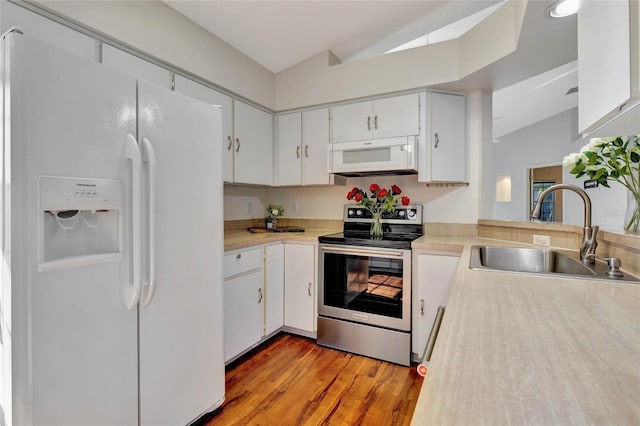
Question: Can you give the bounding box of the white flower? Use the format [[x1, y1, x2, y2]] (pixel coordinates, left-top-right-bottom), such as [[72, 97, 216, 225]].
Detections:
[[271, 209, 279, 216], [562, 152, 582, 169]]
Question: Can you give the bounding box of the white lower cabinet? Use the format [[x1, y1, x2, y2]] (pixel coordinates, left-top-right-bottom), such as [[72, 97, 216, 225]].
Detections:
[[284, 243, 316, 333], [223, 248, 264, 362], [265, 244, 285, 336], [412, 251, 460, 359]]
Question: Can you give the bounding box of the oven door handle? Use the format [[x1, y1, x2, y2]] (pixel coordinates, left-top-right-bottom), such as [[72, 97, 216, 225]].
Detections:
[[320, 246, 404, 257]]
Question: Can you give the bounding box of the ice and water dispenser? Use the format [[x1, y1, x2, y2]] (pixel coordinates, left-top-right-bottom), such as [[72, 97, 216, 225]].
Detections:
[[39, 176, 123, 271]]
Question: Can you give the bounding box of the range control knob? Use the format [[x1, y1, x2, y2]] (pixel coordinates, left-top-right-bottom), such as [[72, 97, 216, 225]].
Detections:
[[398, 210, 406, 217], [356, 210, 363, 216], [348, 209, 354, 217], [407, 209, 417, 218]]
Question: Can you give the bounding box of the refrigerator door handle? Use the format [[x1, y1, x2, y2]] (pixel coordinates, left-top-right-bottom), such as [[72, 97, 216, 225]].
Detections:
[[123, 134, 143, 310], [140, 137, 157, 307]]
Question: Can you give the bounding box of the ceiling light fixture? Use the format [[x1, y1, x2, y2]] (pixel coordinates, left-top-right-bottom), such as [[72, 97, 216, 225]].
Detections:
[[545, 0, 579, 19]]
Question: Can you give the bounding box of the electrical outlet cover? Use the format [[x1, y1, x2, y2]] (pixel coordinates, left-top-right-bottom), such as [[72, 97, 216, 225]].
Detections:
[[533, 234, 551, 247]]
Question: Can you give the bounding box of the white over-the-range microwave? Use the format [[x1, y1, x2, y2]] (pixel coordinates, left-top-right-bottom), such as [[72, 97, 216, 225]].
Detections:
[[328, 136, 417, 176]]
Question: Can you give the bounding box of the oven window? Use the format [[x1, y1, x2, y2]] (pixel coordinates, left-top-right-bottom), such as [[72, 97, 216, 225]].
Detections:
[[324, 252, 403, 318]]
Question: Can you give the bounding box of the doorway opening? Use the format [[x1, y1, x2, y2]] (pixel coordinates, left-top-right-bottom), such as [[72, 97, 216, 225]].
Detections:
[[529, 165, 563, 223]]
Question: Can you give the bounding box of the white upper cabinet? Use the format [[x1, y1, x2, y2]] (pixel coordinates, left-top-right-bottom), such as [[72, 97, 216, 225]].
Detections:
[[277, 109, 331, 186], [420, 92, 467, 183], [277, 112, 303, 186], [302, 108, 331, 185], [578, 0, 639, 136], [101, 45, 171, 89], [331, 93, 420, 143], [1, 2, 96, 60], [234, 101, 274, 186], [174, 76, 234, 182]]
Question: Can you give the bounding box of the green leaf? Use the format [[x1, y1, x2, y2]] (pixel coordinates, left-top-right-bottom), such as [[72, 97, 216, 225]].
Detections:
[[571, 163, 586, 174], [631, 151, 640, 163]]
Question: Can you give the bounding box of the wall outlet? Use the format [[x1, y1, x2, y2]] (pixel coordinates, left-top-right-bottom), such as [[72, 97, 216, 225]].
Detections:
[[533, 234, 551, 247], [292, 202, 298, 213], [247, 201, 253, 215]]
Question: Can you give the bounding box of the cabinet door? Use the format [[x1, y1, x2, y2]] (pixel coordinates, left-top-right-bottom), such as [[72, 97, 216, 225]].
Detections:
[[234, 101, 274, 185], [302, 108, 331, 185], [174, 76, 234, 182], [284, 244, 315, 332], [578, 0, 633, 133], [412, 253, 459, 357], [101, 45, 171, 89], [331, 101, 373, 143], [223, 271, 264, 362], [429, 93, 467, 182], [265, 244, 285, 335], [372, 93, 420, 139], [277, 112, 302, 186]]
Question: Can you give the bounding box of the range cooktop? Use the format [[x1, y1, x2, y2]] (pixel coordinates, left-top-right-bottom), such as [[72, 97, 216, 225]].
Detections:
[[318, 205, 423, 250]]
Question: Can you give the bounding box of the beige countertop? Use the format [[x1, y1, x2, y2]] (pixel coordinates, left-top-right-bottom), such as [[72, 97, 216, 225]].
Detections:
[[224, 230, 640, 424], [224, 229, 335, 251], [410, 237, 640, 425]]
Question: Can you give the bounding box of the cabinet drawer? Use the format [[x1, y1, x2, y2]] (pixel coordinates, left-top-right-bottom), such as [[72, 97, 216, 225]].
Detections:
[[224, 248, 262, 279]]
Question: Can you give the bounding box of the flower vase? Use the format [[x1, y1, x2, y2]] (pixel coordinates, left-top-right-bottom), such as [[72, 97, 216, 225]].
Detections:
[[272, 217, 279, 231], [624, 190, 640, 234], [370, 211, 383, 239]]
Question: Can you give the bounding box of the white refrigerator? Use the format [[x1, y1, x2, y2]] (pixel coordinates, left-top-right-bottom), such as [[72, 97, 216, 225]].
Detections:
[[1, 32, 225, 425]]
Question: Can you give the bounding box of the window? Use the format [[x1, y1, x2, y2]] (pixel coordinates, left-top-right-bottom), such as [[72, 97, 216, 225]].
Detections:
[[532, 181, 556, 222]]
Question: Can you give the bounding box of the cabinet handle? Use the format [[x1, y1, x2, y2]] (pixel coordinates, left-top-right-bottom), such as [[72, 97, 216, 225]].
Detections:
[[420, 299, 424, 316], [374, 115, 378, 130], [236, 138, 240, 152], [305, 145, 309, 158], [236, 253, 242, 259], [307, 282, 312, 296], [296, 145, 300, 158], [227, 136, 233, 151], [367, 116, 371, 130], [434, 133, 439, 149], [258, 288, 263, 303]]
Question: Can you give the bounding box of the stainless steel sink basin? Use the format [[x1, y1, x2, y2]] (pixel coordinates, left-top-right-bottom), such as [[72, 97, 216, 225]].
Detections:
[[469, 245, 639, 282]]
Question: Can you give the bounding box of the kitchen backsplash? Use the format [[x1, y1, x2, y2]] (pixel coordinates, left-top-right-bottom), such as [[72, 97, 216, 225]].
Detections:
[[224, 174, 477, 223]]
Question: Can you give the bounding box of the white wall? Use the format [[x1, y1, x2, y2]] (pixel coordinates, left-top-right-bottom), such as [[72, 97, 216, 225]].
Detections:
[[491, 107, 629, 232], [274, 1, 526, 110], [32, 0, 276, 109]]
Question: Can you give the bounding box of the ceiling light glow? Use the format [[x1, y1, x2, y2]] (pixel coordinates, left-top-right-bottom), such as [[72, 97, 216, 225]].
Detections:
[[545, 0, 579, 19]]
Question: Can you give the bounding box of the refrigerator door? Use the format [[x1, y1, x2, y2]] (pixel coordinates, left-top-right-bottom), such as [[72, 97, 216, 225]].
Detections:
[[6, 35, 138, 425], [137, 80, 225, 425]]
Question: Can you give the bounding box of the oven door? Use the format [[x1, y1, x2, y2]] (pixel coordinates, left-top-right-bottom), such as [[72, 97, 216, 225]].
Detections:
[[318, 244, 411, 331]]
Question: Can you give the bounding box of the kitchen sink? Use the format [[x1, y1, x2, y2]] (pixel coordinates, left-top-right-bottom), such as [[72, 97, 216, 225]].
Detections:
[[469, 245, 639, 282]]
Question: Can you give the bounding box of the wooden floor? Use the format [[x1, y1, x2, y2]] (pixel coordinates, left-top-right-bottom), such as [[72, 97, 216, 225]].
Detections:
[[206, 334, 423, 426]]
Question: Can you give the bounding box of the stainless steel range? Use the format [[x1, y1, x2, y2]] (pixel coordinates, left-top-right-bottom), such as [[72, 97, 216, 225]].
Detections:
[[317, 205, 423, 366]]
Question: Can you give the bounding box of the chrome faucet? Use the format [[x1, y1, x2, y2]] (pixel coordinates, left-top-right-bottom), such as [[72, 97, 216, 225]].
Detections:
[[530, 184, 599, 263]]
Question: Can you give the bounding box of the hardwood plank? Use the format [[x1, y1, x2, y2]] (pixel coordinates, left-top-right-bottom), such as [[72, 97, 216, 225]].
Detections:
[[206, 334, 423, 425]]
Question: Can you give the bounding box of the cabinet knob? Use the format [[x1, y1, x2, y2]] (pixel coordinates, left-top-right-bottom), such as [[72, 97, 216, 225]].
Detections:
[[367, 116, 371, 131], [236, 138, 240, 152], [227, 136, 233, 151], [374, 115, 378, 130], [305, 145, 309, 158], [420, 299, 424, 316], [236, 253, 242, 260], [258, 288, 263, 303], [296, 145, 301, 158], [434, 133, 440, 149], [308, 282, 312, 296]]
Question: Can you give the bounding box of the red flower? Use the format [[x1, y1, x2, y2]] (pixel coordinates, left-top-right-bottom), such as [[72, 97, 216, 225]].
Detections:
[[391, 185, 401, 195], [354, 192, 363, 202], [369, 183, 380, 193], [377, 188, 388, 198], [401, 196, 410, 206]]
